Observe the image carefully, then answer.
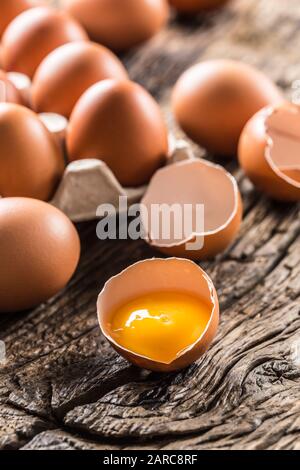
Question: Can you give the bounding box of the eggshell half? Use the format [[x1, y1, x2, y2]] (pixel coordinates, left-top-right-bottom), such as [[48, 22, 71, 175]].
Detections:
[[0, 70, 23, 104], [141, 159, 242, 260], [0, 0, 41, 38], [0, 197, 80, 312], [169, 0, 230, 13], [0, 103, 64, 200], [32, 41, 128, 118], [62, 0, 169, 51], [1, 6, 88, 78], [97, 258, 219, 372], [172, 60, 284, 157], [238, 103, 300, 201], [67, 79, 169, 187]]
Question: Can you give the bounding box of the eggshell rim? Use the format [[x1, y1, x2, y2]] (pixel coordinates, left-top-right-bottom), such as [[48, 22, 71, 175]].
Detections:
[[264, 103, 300, 189], [140, 158, 240, 249], [97, 257, 219, 366]]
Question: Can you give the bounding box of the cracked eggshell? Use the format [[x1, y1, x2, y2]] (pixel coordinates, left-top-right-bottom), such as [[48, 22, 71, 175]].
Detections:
[[62, 0, 169, 51], [1, 6, 88, 78], [172, 60, 284, 157], [0, 0, 41, 38], [97, 258, 219, 372], [67, 79, 169, 187], [0, 103, 64, 200], [141, 159, 242, 260], [0, 70, 23, 104], [238, 103, 300, 202], [32, 41, 128, 118], [169, 0, 230, 13], [0, 197, 80, 313]]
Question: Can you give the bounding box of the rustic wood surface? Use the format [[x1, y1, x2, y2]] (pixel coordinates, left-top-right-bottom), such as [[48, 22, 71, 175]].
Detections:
[[0, 0, 300, 451]]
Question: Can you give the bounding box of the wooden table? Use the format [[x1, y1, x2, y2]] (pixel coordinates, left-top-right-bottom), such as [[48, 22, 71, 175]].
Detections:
[[0, 0, 299, 451]]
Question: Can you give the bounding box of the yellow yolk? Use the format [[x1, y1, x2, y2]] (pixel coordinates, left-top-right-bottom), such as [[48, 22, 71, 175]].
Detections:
[[109, 291, 212, 364]]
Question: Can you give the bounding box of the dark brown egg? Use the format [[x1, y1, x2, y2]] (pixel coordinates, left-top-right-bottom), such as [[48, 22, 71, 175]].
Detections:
[[67, 79, 169, 187], [239, 103, 300, 202], [172, 60, 284, 157], [0, 103, 64, 200], [0, 70, 23, 104], [169, 0, 230, 13], [0, 197, 80, 313], [1, 6, 88, 78], [0, 0, 41, 38], [32, 41, 128, 118], [62, 0, 169, 51]]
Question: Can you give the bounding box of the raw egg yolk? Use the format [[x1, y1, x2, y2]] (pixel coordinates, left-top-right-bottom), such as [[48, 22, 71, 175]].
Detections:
[[109, 291, 212, 363]]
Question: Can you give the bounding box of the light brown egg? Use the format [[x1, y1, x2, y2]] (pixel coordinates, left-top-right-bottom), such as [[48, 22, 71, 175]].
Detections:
[[0, 103, 64, 200], [169, 0, 229, 13], [7, 72, 32, 106], [1, 6, 88, 78], [67, 79, 169, 187], [172, 60, 284, 157], [32, 41, 128, 118], [62, 0, 169, 51], [0, 0, 41, 38], [141, 159, 242, 260], [0, 197, 80, 313], [0, 70, 23, 104], [97, 258, 219, 372], [239, 103, 300, 202]]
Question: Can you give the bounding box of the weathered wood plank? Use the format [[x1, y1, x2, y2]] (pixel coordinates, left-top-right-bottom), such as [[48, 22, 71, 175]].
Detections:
[[0, 0, 299, 450]]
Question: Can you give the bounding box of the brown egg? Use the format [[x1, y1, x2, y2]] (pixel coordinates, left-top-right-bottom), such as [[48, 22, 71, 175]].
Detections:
[[32, 41, 128, 118], [0, 0, 41, 38], [67, 79, 169, 187], [172, 60, 284, 157], [0, 197, 80, 312], [141, 159, 242, 260], [239, 103, 300, 202], [169, 0, 229, 13], [0, 70, 23, 104], [62, 0, 169, 51], [97, 258, 219, 372], [0, 103, 64, 200], [1, 6, 88, 78]]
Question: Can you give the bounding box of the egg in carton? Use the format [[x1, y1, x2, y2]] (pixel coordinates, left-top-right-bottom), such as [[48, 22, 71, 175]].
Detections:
[[50, 134, 195, 222]]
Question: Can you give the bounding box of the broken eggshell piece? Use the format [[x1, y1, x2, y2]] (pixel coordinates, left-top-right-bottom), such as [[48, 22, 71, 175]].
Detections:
[[238, 103, 300, 201], [141, 159, 242, 260], [97, 258, 219, 372]]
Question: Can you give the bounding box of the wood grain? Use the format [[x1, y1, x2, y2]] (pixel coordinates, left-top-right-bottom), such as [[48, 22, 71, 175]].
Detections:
[[0, 0, 299, 450]]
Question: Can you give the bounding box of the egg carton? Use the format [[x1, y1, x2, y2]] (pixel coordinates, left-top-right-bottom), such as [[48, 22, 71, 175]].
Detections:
[[50, 137, 195, 222]]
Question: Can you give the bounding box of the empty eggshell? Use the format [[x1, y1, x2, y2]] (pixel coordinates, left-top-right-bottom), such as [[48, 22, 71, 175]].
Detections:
[[0, 103, 64, 200], [32, 41, 128, 118], [67, 79, 169, 187], [141, 159, 242, 260], [0, 70, 23, 104], [0, 197, 80, 312], [62, 0, 169, 51], [0, 0, 41, 38], [172, 60, 284, 157], [97, 258, 219, 372], [1, 6, 88, 78], [169, 0, 230, 13], [239, 103, 300, 202]]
